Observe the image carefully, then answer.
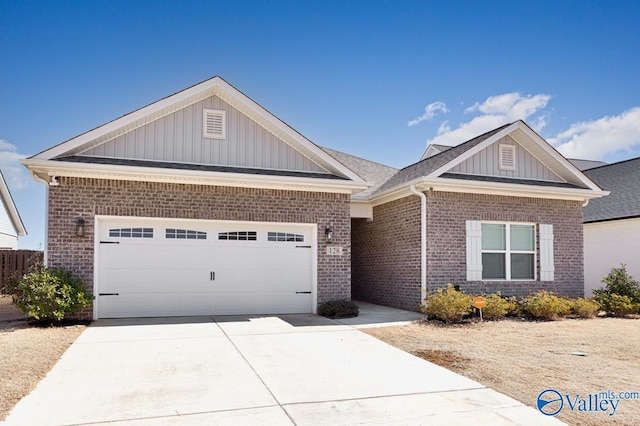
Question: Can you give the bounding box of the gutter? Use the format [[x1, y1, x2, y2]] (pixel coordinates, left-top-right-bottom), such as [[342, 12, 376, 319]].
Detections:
[[409, 185, 427, 304]]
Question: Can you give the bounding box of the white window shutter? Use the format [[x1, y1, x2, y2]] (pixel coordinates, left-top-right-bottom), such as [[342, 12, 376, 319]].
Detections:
[[466, 220, 482, 281], [203, 109, 226, 139], [540, 224, 554, 281]]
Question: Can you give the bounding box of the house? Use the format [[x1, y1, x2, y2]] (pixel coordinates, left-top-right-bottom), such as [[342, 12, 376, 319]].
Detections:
[[345, 121, 608, 310], [0, 171, 26, 249], [581, 157, 640, 296], [22, 77, 368, 319], [21, 76, 608, 319]]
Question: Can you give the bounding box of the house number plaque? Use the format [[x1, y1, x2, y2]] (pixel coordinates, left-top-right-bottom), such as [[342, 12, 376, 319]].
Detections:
[[326, 246, 343, 256]]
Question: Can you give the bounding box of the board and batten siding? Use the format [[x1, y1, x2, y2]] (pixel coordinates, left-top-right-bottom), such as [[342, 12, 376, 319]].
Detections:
[[448, 136, 564, 182], [79, 95, 327, 173]]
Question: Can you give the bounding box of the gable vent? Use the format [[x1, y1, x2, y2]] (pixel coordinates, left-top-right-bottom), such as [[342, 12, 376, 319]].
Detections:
[[203, 109, 226, 139], [499, 144, 516, 171]]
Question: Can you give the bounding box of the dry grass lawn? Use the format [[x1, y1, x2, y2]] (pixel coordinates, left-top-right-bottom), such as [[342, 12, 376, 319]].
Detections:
[[0, 296, 87, 420], [365, 317, 640, 426]]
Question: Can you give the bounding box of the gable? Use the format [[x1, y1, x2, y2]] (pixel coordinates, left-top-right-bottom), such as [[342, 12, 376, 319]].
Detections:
[[76, 95, 327, 173], [446, 135, 564, 183], [0, 196, 18, 238]]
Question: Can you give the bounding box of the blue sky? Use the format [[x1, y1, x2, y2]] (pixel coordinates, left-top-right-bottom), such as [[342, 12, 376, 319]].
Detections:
[[1, 0, 639, 250]]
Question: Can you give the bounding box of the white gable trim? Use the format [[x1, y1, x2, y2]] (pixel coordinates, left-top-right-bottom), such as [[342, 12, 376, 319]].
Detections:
[[0, 171, 26, 236], [29, 77, 364, 184], [427, 121, 603, 192]]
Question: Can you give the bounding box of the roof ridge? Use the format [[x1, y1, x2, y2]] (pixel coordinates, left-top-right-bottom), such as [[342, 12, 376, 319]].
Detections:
[[321, 147, 399, 171], [584, 155, 640, 172]]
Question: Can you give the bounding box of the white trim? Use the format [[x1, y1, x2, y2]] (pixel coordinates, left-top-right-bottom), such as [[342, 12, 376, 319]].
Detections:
[[410, 185, 427, 303], [27, 76, 365, 184], [93, 216, 318, 319], [21, 159, 369, 195], [0, 171, 26, 236]]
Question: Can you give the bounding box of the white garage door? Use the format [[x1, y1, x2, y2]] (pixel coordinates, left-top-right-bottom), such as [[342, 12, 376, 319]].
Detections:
[[96, 219, 315, 318]]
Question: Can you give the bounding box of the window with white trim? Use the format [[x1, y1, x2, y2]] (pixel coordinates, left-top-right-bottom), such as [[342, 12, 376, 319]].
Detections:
[[267, 232, 304, 242], [218, 231, 257, 241], [203, 109, 226, 139], [467, 221, 553, 282], [481, 223, 535, 280], [165, 229, 207, 240], [109, 228, 153, 238]]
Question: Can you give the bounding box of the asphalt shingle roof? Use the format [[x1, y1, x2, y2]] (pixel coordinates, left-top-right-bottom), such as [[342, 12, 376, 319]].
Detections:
[[321, 148, 398, 198], [583, 157, 640, 223], [374, 122, 512, 195], [569, 158, 608, 171]]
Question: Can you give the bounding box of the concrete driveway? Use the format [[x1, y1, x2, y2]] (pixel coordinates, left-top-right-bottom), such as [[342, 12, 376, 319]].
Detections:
[[5, 303, 562, 425]]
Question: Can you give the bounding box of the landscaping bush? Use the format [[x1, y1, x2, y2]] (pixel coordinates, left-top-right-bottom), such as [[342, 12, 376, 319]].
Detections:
[[318, 299, 359, 319], [570, 298, 599, 319], [480, 292, 519, 320], [16, 267, 93, 321], [593, 264, 640, 315], [594, 293, 638, 317], [421, 283, 472, 323], [520, 290, 571, 320]]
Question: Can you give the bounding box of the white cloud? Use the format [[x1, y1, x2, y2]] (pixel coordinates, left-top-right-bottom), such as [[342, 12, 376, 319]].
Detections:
[[426, 92, 551, 147], [408, 101, 449, 127], [0, 140, 30, 190], [550, 107, 640, 160]]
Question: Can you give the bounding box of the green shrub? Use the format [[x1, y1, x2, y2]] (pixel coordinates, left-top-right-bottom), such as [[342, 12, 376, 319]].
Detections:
[[593, 264, 640, 316], [16, 267, 93, 321], [481, 292, 519, 320], [421, 283, 472, 323], [594, 293, 638, 317], [570, 298, 599, 319], [520, 291, 571, 320], [0, 251, 44, 298], [318, 299, 359, 319]]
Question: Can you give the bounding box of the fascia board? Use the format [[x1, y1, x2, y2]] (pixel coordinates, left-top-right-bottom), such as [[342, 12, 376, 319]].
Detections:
[[21, 159, 369, 195], [514, 124, 604, 191], [364, 175, 609, 205], [212, 80, 365, 183], [427, 123, 518, 178]]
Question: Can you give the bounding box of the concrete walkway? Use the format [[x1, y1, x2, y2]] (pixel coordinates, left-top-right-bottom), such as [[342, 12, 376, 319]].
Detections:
[[4, 302, 563, 425]]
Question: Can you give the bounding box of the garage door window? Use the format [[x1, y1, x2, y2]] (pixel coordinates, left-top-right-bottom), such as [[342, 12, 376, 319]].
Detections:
[[109, 228, 153, 238], [218, 231, 257, 241], [267, 232, 304, 242], [166, 228, 207, 240]]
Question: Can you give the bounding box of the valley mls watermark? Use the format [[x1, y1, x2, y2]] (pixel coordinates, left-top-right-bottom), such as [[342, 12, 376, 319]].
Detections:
[[537, 388, 640, 417]]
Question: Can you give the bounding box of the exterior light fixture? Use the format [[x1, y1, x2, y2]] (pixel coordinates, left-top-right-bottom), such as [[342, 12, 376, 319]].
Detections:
[[325, 227, 333, 244], [75, 217, 85, 237]]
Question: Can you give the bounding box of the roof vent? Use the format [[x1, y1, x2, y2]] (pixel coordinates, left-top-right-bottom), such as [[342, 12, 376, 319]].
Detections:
[[203, 109, 226, 139], [499, 144, 516, 171]]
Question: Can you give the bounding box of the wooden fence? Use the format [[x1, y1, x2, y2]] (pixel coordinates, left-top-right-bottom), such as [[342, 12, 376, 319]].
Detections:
[[0, 250, 43, 293]]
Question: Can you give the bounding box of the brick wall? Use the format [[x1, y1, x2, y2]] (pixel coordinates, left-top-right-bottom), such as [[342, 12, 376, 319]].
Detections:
[[352, 196, 422, 311], [426, 191, 584, 298], [351, 190, 585, 311], [47, 177, 351, 319]]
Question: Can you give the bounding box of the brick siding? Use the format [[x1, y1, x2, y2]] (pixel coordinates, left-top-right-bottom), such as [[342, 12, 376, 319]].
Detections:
[[47, 177, 351, 319], [352, 190, 585, 311], [352, 196, 422, 310]]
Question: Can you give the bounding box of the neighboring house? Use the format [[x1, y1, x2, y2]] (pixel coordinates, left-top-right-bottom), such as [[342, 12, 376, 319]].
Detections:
[[0, 171, 26, 249], [582, 157, 640, 296], [346, 121, 608, 310], [21, 77, 609, 318]]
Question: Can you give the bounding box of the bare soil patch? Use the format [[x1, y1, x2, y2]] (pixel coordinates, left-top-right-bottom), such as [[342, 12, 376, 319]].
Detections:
[[0, 296, 87, 420], [365, 318, 640, 426]]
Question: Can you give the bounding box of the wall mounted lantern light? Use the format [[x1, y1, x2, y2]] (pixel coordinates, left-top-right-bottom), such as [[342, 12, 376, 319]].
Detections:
[[75, 217, 85, 237], [325, 227, 333, 244]]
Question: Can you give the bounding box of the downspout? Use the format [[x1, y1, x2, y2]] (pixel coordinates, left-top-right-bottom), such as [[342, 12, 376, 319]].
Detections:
[[410, 185, 427, 304]]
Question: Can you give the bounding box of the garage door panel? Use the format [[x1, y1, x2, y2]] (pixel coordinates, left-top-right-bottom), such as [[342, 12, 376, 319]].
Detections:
[[97, 220, 314, 318]]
